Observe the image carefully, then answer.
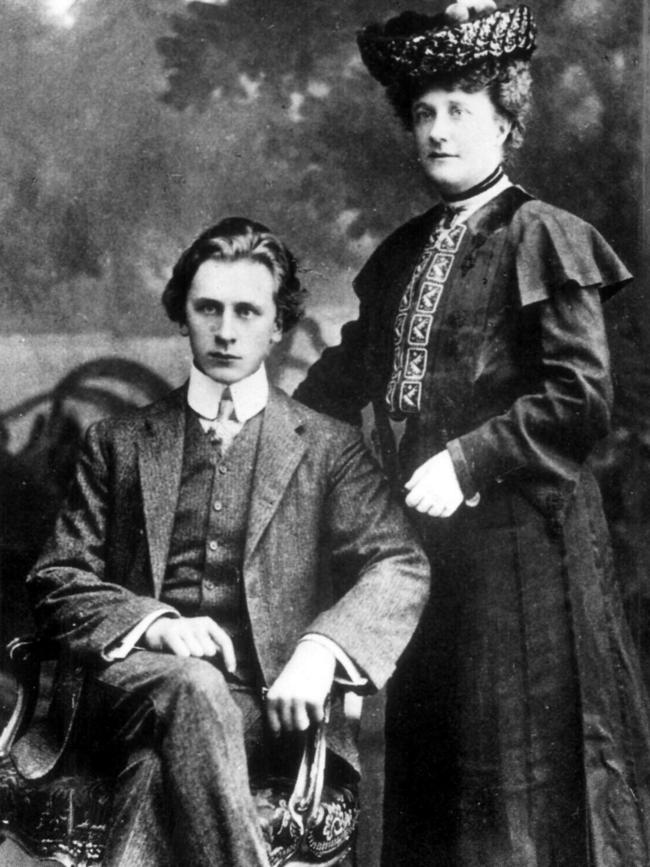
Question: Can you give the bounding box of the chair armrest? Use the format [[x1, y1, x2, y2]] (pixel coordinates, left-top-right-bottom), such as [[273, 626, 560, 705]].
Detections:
[[255, 687, 360, 865], [288, 696, 330, 833], [0, 636, 55, 759], [288, 680, 364, 832]]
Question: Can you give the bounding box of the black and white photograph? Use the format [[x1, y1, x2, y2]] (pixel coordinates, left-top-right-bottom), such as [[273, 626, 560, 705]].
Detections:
[[0, 1, 648, 865]]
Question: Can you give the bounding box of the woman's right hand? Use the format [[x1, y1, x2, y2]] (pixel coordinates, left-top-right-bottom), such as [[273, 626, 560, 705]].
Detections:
[[404, 449, 464, 518]]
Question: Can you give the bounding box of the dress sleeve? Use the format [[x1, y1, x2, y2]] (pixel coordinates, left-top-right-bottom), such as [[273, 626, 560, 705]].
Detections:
[[515, 206, 632, 305], [447, 209, 626, 516], [293, 259, 376, 426]]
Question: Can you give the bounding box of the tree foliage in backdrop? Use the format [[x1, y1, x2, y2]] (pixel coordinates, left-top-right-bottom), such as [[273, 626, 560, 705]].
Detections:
[[0, 0, 645, 337]]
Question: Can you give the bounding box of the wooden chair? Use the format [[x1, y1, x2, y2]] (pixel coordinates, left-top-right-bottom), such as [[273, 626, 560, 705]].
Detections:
[[0, 636, 359, 867]]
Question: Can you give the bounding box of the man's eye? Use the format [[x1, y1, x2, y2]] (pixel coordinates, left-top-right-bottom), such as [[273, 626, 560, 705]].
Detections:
[[237, 306, 256, 318], [199, 303, 219, 315]]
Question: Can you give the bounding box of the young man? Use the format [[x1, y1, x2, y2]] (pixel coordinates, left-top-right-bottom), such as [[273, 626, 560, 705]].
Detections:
[[26, 217, 429, 866]]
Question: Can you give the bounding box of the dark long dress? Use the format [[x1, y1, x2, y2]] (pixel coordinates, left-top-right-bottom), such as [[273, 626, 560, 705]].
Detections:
[[295, 186, 650, 865]]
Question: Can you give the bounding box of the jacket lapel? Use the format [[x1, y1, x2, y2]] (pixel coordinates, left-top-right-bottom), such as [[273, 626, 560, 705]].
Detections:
[[138, 386, 186, 597], [245, 387, 308, 564]]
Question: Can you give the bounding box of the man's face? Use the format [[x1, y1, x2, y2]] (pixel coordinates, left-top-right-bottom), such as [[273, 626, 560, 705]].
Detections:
[[412, 86, 509, 197], [183, 258, 282, 386]]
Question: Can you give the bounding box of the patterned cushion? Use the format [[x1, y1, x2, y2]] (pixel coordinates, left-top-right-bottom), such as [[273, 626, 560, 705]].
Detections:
[[0, 762, 111, 864], [254, 778, 358, 867], [0, 760, 358, 866]]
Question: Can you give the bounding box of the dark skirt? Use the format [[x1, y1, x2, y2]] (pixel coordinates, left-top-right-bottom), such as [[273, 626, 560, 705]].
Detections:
[[382, 472, 650, 867]]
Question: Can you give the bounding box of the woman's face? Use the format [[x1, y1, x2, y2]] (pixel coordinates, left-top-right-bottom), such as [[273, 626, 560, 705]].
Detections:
[[412, 86, 510, 196]]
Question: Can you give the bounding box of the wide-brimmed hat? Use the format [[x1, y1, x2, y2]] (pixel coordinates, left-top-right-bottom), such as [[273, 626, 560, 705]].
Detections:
[[357, 2, 536, 87]]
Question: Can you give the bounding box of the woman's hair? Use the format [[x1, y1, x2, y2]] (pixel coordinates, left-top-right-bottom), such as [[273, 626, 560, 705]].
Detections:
[[388, 58, 533, 155], [162, 216, 306, 332]]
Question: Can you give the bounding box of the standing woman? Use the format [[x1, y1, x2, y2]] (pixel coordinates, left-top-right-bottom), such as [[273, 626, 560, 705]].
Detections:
[[295, 2, 650, 864]]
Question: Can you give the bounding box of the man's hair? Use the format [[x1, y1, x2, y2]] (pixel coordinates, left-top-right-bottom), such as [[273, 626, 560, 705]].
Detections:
[[162, 217, 306, 332], [388, 58, 533, 157]]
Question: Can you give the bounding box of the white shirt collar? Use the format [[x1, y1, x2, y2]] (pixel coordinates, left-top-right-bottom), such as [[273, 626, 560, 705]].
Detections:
[[187, 362, 269, 423], [446, 174, 513, 224]]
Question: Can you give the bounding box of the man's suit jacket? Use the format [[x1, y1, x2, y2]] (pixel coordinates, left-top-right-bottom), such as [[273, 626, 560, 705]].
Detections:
[[24, 384, 429, 777]]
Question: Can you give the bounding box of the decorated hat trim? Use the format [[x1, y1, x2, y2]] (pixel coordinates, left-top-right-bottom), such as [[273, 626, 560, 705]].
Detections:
[[358, 4, 536, 86]]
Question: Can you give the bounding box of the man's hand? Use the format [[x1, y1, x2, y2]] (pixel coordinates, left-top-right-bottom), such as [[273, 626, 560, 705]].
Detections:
[[404, 449, 464, 518], [265, 641, 336, 734], [142, 616, 236, 672]]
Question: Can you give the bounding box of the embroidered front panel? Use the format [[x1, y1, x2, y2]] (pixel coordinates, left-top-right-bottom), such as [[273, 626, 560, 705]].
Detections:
[[386, 221, 467, 416]]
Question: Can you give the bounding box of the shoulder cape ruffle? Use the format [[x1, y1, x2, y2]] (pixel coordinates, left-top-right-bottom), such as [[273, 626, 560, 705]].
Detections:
[[514, 202, 632, 306]]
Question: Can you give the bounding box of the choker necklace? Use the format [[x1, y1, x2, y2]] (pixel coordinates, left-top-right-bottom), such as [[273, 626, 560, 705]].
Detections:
[[443, 165, 504, 204]]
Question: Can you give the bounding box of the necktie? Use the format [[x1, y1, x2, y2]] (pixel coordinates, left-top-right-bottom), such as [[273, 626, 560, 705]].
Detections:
[[217, 388, 235, 423], [207, 388, 240, 454]]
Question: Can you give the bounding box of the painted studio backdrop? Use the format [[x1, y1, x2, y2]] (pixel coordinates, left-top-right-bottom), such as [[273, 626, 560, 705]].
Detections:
[[0, 0, 649, 857]]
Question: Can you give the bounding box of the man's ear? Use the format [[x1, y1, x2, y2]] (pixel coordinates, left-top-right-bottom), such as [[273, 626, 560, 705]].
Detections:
[[272, 315, 283, 343], [179, 322, 189, 336]]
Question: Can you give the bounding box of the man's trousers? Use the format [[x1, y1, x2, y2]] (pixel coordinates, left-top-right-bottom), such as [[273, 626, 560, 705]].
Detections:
[[74, 650, 271, 867]]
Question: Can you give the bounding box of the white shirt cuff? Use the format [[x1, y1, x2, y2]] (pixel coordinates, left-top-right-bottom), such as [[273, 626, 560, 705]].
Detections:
[[105, 610, 179, 660]]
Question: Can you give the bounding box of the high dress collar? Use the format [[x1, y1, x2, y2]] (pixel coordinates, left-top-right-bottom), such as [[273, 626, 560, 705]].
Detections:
[[441, 167, 513, 225]]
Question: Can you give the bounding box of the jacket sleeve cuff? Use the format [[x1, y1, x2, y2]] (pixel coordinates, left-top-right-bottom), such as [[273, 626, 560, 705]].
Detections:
[[447, 438, 480, 503]]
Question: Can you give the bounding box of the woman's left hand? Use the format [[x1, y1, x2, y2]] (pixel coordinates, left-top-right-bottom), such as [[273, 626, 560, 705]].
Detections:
[[405, 450, 464, 518]]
